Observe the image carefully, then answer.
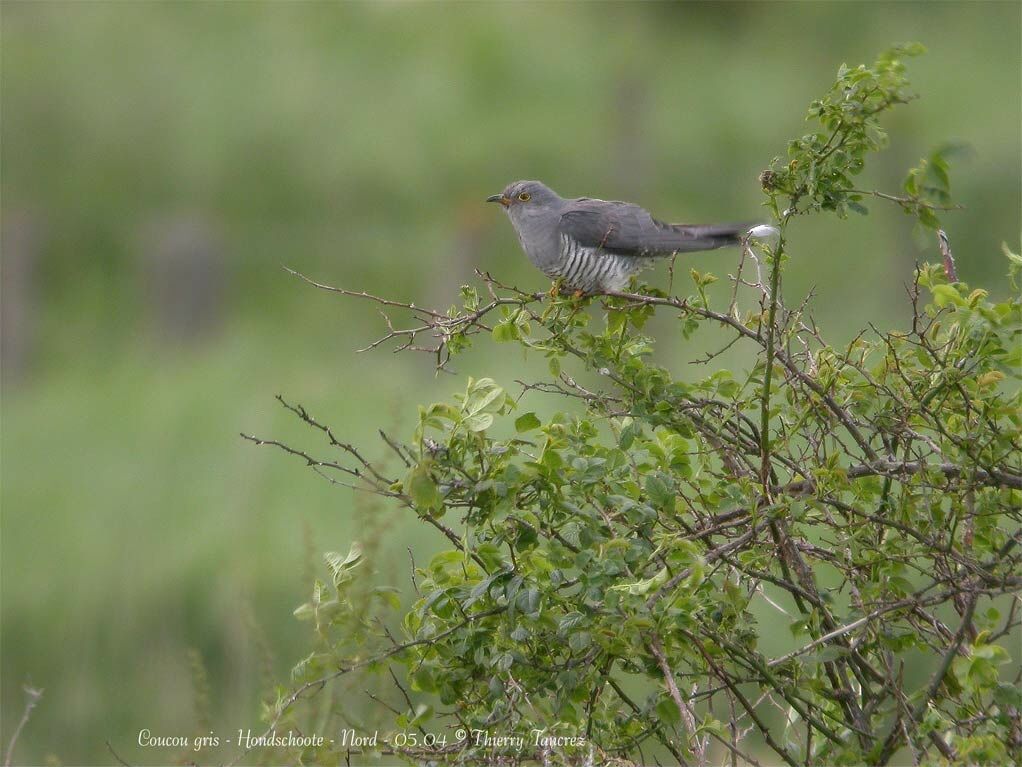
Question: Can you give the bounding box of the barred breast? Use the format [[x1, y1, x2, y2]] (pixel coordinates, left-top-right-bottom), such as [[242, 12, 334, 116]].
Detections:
[[556, 234, 649, 292]]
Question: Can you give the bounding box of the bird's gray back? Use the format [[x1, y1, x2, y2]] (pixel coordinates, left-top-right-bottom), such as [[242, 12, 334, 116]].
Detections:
[[559, 197, 744, 257]]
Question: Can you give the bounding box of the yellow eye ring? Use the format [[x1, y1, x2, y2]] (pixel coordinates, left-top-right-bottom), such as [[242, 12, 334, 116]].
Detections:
[[518, 192, 531, 202]]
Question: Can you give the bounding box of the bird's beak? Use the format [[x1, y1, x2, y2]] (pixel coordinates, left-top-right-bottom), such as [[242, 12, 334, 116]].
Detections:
[[486, 194, 511, 207]]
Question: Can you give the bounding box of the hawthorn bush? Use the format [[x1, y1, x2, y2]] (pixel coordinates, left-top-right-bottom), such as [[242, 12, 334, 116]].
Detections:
[[243, 45, 1021, 766]]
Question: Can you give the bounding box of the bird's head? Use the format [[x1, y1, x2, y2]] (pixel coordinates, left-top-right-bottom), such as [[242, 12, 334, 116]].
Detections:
[[487, 181, 561, 222]]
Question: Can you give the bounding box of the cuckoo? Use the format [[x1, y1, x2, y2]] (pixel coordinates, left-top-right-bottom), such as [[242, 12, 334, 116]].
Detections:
[[488, 180, 759, 294]]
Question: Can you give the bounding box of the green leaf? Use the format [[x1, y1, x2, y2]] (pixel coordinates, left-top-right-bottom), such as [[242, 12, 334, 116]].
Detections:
[[690, 268, 719, 287], [429, 550, 463, 570], [517, 587, 541, 617], [463, 412, 495, 432], [917, 206, 941, 230], [406, 463, 443, 513], [609, 567, 668, 596], [412, 667, 438, 694], [492, 322, 517, 343], [324, 543, 364, 587], [558, 612, 586, 634], [656, 696, 681, 728], [994, 682, 1022, 709], [510, 625, 530, 642], [645, 474, 674, 509], [515, 412, 541, 433], [465, 379, 505, 415], [568, 631, 592, 651], [619, 418, 640, 450], [930, 284, 963, 307]]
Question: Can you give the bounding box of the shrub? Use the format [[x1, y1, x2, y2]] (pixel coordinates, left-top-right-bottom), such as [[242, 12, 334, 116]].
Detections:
[[242, 45, 1021, 767]]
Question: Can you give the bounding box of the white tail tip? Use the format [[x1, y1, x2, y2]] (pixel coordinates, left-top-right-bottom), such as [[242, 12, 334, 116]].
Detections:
[[747, 224, 780, 241]]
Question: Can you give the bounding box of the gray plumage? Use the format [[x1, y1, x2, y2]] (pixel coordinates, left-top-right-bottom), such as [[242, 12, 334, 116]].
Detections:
[[487, 180, 747, 293]]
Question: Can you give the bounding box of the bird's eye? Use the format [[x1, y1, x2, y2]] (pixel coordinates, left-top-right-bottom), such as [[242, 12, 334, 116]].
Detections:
[[518, 192, 531, 202]]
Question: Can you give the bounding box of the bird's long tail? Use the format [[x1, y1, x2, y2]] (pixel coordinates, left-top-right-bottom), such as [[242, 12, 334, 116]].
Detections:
[[663, 222, 752, 253]]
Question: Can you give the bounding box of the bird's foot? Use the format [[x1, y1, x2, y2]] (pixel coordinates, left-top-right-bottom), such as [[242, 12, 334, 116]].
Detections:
[[548, 280, 590, 300]]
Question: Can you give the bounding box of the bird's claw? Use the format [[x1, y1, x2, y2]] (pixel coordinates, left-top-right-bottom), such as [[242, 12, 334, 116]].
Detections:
[[547, 280, 589, 300]]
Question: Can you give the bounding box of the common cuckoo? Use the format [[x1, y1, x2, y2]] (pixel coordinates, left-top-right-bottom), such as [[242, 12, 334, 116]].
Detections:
[[487, 180, 752, 293]]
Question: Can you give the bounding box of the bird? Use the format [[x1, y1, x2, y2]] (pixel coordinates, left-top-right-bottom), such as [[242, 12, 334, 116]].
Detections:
[[487, 180, 751, 294]]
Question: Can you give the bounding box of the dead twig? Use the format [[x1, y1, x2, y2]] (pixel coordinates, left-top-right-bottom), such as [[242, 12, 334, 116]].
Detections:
[[4, 685, 43, 767]]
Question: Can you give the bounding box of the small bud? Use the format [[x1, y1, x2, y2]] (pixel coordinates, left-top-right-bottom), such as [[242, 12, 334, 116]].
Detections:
[[938, 229, 957, 282]]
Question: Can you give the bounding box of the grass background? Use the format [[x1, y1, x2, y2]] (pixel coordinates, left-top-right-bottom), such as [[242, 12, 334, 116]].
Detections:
[[2, 2, 1019, 764]]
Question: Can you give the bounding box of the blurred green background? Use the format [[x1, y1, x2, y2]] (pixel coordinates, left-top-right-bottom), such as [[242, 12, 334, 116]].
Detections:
[[2, 2, 1018, 764]]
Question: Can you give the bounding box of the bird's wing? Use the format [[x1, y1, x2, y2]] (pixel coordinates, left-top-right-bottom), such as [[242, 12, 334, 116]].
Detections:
[[559, 198, 747, 257]]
